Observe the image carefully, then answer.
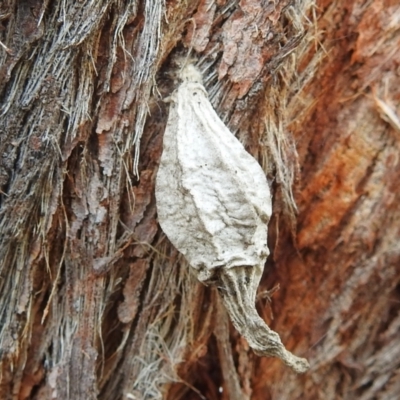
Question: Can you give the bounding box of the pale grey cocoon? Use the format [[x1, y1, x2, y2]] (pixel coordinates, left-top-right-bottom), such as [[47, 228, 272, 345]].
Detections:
[[155, 65, 309, 373]]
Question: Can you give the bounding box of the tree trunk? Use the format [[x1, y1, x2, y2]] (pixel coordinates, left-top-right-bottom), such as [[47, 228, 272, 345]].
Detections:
[[1, 0, 399, 399]]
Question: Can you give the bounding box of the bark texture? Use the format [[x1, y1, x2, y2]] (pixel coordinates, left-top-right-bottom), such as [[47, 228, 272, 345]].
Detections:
[[0, 0, 399, 399]]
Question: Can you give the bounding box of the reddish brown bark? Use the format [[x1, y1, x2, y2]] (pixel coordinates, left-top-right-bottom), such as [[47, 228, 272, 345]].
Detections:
[[0, 0, 399, 399]]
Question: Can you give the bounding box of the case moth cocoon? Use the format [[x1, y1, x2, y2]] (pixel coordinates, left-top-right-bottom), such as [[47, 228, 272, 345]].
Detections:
[[155, 64, 309, 373]]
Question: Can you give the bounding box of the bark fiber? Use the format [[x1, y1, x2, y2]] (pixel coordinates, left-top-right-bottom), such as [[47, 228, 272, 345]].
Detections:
[[0, 0, 399, 399]]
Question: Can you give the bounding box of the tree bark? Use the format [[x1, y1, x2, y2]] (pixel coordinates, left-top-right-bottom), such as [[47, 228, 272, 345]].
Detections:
[[1, 0, 399, 399]]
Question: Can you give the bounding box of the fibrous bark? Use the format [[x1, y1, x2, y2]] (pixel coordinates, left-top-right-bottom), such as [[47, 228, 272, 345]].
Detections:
[[0, 0, 399, 399]]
